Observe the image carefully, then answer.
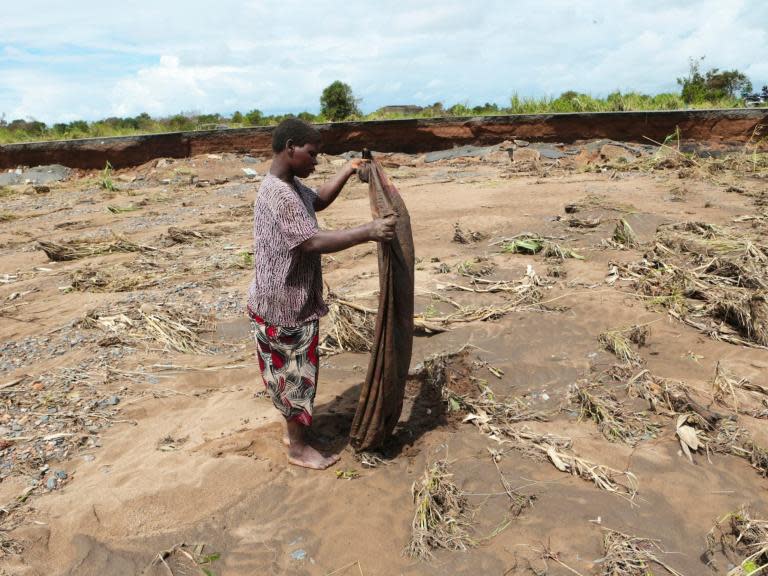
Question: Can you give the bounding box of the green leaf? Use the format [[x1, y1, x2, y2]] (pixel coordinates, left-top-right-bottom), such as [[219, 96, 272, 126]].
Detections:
[[200, 553, 221, 563]]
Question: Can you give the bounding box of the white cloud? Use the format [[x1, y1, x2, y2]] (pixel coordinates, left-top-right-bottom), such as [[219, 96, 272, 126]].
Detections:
[[1, 0, 766, 122]]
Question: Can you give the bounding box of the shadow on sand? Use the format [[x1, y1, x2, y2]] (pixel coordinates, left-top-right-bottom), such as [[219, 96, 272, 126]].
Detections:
[[311, 373, 450, 459]]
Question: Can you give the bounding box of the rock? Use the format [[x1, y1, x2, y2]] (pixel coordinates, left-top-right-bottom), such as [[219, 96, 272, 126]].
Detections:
[[106, 395, 120, 406], [514, 139, 530, 147], [424, 145, 496, 163], [536, 147, 566, 160], [46, 477, 58, 490], [484, 150, 512, 163], [83, 455, 96, 462], [241, 168, 258, 177], [600, 144, 635, 163], [242, 155, 259, 164], [33, 185, 51, 194], [55, 470, 68, 480], [0, 165, 70, 186], [512, 148, 541, 162]]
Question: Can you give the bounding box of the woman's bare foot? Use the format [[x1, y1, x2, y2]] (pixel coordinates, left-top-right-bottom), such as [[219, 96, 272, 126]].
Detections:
[[287, 443, 340, 470]]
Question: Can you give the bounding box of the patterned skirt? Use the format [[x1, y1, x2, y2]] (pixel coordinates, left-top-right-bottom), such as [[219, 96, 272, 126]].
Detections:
[[250, 311, 319, 426]]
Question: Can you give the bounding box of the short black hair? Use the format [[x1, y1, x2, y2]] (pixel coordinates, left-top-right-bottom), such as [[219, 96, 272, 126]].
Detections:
[[272, 118, 321, 153]]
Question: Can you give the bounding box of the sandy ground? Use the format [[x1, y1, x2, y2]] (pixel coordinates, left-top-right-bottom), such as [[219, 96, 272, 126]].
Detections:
[[1, 144, 767, 576]]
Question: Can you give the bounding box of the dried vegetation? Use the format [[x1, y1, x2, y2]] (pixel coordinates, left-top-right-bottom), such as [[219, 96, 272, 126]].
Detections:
[[38, 234, 158, 261], [615, 220, 768, 348]]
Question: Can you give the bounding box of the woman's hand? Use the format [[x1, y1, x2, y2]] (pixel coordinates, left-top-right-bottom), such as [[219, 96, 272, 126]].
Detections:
[[348, 158, 369, 174], [367, 214, 398, 242]]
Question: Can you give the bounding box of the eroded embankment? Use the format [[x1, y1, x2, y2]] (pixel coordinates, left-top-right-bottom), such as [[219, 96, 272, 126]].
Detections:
[[1, 108, 766, 170]]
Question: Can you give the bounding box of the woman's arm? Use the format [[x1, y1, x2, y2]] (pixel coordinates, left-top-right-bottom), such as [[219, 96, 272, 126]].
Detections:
[[299, 216, 396, 254], [314, 158, 367, 212]]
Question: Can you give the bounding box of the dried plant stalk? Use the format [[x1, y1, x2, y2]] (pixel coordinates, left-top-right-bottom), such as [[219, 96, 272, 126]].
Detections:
[[38, 235, 156, 261]]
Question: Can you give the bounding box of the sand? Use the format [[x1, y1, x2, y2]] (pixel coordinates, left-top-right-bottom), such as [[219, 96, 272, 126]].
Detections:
[[1, 145, 767, 575]]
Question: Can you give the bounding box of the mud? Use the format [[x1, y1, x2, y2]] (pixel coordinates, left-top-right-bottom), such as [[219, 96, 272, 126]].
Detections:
[[1, 144, 767, 575]]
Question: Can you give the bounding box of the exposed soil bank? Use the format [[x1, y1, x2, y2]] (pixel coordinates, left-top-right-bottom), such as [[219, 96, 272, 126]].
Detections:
[[1, 109, 767, 169]]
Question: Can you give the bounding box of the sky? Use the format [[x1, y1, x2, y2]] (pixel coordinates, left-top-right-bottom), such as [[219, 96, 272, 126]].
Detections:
[[1, 0, 767, 123]]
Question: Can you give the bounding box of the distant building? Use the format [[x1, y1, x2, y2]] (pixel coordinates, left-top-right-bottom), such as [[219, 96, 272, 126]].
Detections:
[[376, 105, 424, 116]]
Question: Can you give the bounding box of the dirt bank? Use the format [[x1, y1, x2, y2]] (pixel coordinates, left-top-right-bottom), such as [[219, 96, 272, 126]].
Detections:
[[1, 109, 766, 170]]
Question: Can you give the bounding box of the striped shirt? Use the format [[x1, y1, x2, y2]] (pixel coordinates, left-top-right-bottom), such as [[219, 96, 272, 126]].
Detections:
[[247, 173, 327, 327]]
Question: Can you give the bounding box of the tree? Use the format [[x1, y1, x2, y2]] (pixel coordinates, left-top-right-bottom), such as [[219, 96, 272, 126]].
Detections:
[[677, 57, 753, 103], [320, 81, 360, 121], [231, 111, 243, 124], [244, 109, 264, 126]]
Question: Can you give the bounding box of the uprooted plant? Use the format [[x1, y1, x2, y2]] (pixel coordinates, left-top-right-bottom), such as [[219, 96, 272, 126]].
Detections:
[[598, 324, 649, 367], [319, 293, 376, 354], [572, 382, 660, 445], [598, 528, 686, 576], [405, 459, 475, 561], [705, 506, 768, 576]]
